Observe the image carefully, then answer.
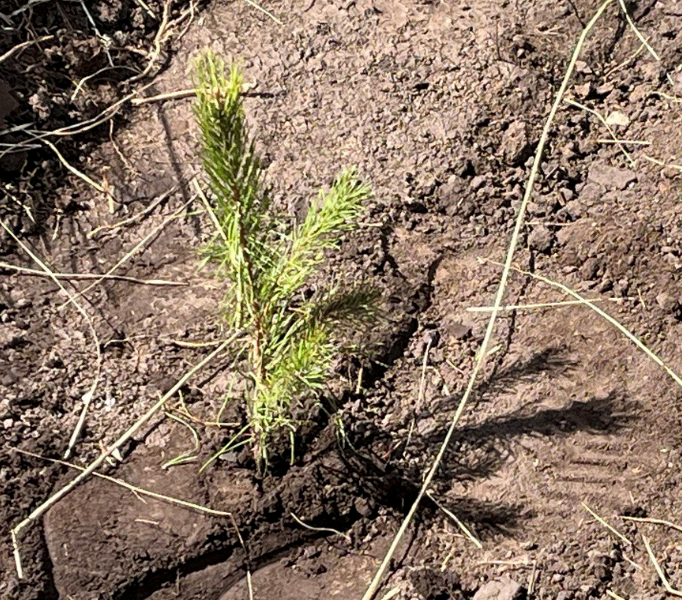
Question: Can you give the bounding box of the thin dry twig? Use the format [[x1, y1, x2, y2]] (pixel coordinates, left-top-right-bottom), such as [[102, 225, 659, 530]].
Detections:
[[131, 88, 196, 105], [582, 502, 632, 546], [360, 3, 616, 598], [11, 336, 237, 579], [243, 0, 283, 24], [87, 186, 176, 239], [528, 561, 538, 596], [482, 260, 682, 391], [565, 98, 635, 166], [616, 0, 660, 61], [39, 137, 107, 193], [0, 82, 155, 163], [13, 448, 232, 517], [606, 590, 627, 600], [59, 196, 196, 310], [596, 138, 650, 146], [643, 535, 682, 597], [0, 261, 186, 286], [129, 0, 195, 83], [0, 35, 54, 65], [426, 491, 482, 549], [415, 337, 431, 413], [0, 221, 103, 459], [642, 154, 682, 172], [129, 0, 172, 83], [466, 297, 624, 312], [290, 513, 351, 542], [621, 516, 682, 535]]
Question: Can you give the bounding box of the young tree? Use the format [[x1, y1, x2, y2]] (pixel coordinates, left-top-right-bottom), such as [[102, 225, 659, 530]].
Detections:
[[194, 51, 379, 465]]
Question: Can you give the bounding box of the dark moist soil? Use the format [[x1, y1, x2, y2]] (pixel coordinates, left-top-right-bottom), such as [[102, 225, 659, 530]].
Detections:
[[2, 0, 682, 598]]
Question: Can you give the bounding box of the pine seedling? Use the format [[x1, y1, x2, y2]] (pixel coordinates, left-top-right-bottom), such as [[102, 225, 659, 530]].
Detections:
[[193, 50, 379, 465]]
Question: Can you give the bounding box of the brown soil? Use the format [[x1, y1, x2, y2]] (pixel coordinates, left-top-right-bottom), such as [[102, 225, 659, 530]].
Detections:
[[2, 0, 682, 599]]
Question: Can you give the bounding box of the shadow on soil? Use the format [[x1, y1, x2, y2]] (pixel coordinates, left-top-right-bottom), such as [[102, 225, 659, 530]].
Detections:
[[341, 345, 630, 539]]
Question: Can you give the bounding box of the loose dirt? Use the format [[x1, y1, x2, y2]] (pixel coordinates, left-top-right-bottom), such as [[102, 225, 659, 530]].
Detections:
[[2, 0, 682, 599]]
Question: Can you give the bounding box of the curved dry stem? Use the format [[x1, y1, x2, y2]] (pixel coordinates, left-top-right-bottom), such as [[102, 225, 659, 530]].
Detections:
[[11, 335, 237, 578], [360, 2, 616, 598]]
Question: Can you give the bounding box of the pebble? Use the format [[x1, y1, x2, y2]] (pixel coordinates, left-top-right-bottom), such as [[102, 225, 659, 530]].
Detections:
[[472, 577, 524, 600], [656, 292, 679, 313], [470, 175, 486, 191], [528, 225, 554, 253], [3, 418, 13, 429], [588, 163, 637, 190]]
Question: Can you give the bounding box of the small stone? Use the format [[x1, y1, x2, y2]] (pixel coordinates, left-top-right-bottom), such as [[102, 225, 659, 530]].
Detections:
[[3, 418, 13, 429], [473, 577, 524, 600], [417, 417, 436, 436], [556, 592, 573, 600], [501, 120, 531, 166], [470, 175, 486, 191], [598, 278, 613, 293], [551, 573, 565, 583], [562, 200, 584, 219], [656, 292, 679, 314], [446, 320, 472, 341], [302, 545, 320, 559], [596, 82, 615, 95], [588, 163, 637, 190], [354, 497, 373, 517], [578, 182, 602, 206], [574, 82, 592, 98], [579, 257, 601, 280], [630, 84, 648, 102], [575, 60, 592, 74], [605, 110, 630, 126], [559, 188, 574, 202], [528, 225, 554, 253], [14, 298, 32, 310]]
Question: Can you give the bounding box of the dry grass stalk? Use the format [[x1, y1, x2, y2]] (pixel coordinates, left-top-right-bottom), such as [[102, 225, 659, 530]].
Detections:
[[11, 336, 236, 578], [360, 2, 616, 597], [582, 502, 632, 546]]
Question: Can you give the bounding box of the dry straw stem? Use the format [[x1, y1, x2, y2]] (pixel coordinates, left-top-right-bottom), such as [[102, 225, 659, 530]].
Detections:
[[290, 512, 351, 542], [0, 81, 156, 162], [0, 35, 54, 65], [0, 221, 102, 459], [0, 261, 185, 286], [243, 0, 283, 24], [616, 0, 675, 86], [13, 448, 231, 517], [360, 2, 615, 598], [483, 260, 682, 391], [129, 0, 181, 83], [565, 98, 634, 166], [622, 516, 682, 535], [425, 491, 482, 549], [132, 88, 196, 105], [643, 535, 682, 597], [596, 138, 650, 146], [606, 590, 628, 600], [59, 196, 196, 310], [582, 502, 632, 546], [11, 335, 236, 578], [467, 297, 624, 312], [642, 154, 682, 172], [87, 186, 177, 239]]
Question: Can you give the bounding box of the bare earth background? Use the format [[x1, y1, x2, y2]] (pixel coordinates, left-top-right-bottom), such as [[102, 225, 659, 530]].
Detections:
[[2, 0, 682, 598]]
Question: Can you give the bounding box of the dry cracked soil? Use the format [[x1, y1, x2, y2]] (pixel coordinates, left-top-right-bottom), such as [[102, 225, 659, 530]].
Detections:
[[2, 0, 682, 599]]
